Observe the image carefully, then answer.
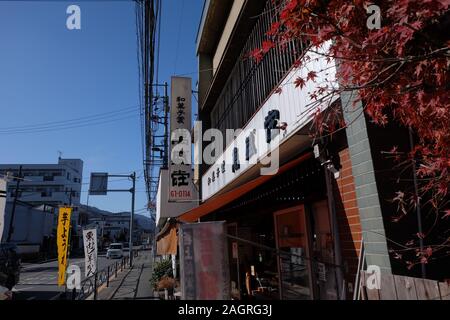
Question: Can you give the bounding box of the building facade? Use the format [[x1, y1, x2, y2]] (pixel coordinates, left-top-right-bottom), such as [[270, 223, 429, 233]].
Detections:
[[155, 0, 449, 300], [0, 158, 83, 207], [0, 158, 84, 254], [86, 210, 152, 249]]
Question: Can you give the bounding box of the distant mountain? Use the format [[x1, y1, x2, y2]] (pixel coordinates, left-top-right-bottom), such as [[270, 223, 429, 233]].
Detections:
[[79, 204, 155, 232], [134, 214, 154, 232]]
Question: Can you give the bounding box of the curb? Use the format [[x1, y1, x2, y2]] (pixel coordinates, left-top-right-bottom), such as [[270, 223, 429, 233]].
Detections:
[[21, 258, 58, 268]]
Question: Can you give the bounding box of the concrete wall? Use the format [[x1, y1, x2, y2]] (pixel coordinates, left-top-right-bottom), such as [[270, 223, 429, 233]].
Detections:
[[341, 91, 392, 273], [198, 53, 214, 109], [212, 0, 245, 75]]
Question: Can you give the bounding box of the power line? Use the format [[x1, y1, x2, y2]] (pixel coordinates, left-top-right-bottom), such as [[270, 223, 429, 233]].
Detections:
[[0, 105, 139, 131], [0, 114, 139, 135], [0, 106, 140, 135]]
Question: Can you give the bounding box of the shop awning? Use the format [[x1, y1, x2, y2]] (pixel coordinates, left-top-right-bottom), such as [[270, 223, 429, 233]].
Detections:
[[179, 152, 313, 223], [156, 220, 178, 255]]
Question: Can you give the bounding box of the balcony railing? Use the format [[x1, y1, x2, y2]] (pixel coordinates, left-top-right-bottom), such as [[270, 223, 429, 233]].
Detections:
[[210, 0, 307, 145]]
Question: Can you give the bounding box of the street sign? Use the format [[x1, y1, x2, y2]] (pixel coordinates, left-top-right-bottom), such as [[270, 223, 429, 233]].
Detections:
[[169, 77, 194, 202], [89, 173, 108, 196]]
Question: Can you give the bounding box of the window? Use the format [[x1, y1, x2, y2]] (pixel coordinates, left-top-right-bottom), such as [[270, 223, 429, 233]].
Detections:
[[41, 191, 52, 198], [10, 191, 22, 197], [53, 171, 63, 177]]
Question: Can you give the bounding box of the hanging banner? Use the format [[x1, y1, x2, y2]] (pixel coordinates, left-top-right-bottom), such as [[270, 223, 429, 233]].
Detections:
[[83, 228, 98, 278], [57, 207, 72, 287], [169, 76, 194, 202], [179, 221, 230, 300], [0, 179, 6, 242]]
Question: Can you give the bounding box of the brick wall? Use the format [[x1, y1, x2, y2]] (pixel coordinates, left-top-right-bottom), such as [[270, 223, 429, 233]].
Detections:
[[334, 148, 362, 284]]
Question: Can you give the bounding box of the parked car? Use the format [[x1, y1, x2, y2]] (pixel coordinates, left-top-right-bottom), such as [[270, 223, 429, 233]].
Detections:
[[106, 243, 124, 259], [0, 243, 21, 290], [0, 285, 12, 300]]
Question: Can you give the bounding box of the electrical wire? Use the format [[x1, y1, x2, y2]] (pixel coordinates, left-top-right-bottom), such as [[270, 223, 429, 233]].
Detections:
[[0, 106, 140, 135], [0, 105, 138, 131]]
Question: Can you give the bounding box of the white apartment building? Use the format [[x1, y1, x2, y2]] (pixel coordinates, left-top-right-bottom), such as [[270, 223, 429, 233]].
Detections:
[[0, 157, 83, 207]]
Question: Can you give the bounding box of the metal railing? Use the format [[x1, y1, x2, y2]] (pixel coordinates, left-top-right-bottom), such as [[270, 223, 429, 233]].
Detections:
[[208, 0, 306, 158], [69, 250, 140, 300], [70, 256, 129, 300]]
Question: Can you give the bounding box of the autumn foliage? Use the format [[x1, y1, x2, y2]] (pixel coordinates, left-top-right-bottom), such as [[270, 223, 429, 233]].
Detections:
[[252, 0, 450, 270]]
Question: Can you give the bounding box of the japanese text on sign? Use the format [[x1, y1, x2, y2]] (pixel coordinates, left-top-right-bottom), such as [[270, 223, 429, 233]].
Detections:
[[57, 207, 72, 287]]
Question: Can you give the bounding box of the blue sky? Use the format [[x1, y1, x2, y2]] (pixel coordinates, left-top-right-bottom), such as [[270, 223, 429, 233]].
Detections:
[[0, 0, 203, 216]]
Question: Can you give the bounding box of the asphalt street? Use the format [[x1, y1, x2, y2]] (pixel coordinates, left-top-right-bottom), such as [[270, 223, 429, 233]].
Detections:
[[12, 254, 125, 300]]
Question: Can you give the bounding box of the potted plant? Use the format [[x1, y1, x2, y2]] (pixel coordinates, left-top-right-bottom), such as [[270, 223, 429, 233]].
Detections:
[[150, 259, 173, 298], [157, 276, 176, 299]]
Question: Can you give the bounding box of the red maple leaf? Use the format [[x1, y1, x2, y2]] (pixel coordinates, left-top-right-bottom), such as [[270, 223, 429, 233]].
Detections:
[[307, 71, 317, 82], [262, 40, 275, 54], [442, 209, 450, 219], [294, 77, 306, 89]]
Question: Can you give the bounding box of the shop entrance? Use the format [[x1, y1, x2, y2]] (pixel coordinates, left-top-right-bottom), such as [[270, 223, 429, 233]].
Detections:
[[274, 205, 313, 300]]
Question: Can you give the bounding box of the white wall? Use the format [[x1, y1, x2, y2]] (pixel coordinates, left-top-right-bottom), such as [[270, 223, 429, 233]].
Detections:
[[2, 202, 54, 245]]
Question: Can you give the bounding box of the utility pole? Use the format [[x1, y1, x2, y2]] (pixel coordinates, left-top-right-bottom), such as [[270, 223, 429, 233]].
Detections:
[[163, 82, 169, 169], [91, 172, 137, 267], [67, 188, 73, 258], [129, 172, 136, 268], [7, 166, 22, 243]]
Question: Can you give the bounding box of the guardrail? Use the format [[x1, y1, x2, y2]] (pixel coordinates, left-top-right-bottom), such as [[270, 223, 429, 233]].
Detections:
[[69, 250, 140, 300]]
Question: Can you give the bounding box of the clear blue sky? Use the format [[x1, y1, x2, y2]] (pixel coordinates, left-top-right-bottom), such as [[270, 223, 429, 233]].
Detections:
[[0, 0, 203, 216]]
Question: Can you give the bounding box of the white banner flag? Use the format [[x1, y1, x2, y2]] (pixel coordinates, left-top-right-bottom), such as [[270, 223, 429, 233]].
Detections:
[[82, 228, 98, 277], [0, 178, 7, 242]]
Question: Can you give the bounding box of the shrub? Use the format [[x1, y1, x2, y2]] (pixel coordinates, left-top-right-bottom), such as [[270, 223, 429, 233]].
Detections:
[[150, 259, 173, 289]]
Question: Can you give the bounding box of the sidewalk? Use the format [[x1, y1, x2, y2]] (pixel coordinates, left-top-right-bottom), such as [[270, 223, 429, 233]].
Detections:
[[95, 250, 157, 300]]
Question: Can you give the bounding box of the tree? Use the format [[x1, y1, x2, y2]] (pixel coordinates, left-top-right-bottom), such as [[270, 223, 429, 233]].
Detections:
[[251, 0, 449, 271]]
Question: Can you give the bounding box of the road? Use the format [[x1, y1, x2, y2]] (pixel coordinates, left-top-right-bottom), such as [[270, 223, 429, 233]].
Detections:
[[12, 254, 124, 300]]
